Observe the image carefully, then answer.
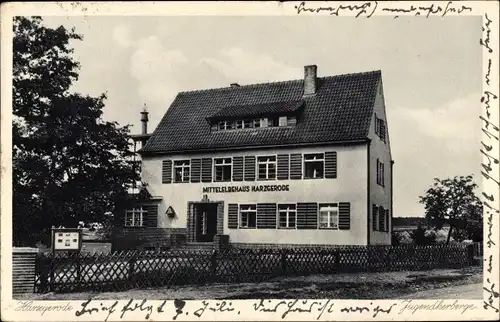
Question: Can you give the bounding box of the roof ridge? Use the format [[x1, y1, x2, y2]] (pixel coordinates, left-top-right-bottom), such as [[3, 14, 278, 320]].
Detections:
[[178, 69, 382, 95]]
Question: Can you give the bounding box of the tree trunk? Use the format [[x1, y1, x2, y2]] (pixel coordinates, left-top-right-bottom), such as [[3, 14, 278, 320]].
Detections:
[[446, 225, 454, 244]]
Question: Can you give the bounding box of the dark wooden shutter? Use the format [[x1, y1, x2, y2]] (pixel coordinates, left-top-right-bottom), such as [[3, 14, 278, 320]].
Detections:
[[380, 120, 386, 142], [325, 151, 337, 179], [378, 206, 385, 232], [297, 203, 317, 229], [142, 204, 158, 227], [277, 154, 290, 180], [290, 154, 302, 180], [257, 203, 277, 229], [191, 158, 201, 183], [385, 209, 390, 232], [228, 204, 239, 229], [244, 156, 256, 181], [338, 202, 351, 230], [233, 156, 244, 181], [372, 204, 378, 231], [201, 158, 212, 182], [162, 160, 172, 184]]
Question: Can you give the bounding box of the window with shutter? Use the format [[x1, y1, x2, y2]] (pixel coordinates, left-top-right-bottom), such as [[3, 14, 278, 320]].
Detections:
[[290, 154, 302, 179], [257, 203, 277, 229], [324, 151, 337, 178], [214, 158, 232, 182], [318, 204, 339, 229], [372, 204, 378, 231], [277, 204, 296, 229], [244, 156, 256, 181], [304, 153, 324, 179], [191, 159, 201, 183], [228, 204, 238, 229], [277, 154, 290, 180], [232, 156, 244, 181], [297, 203, 317, 229], [338, 202, 351, 230], [161, 160, 172, 184], [174, 160, 190, 183], [201, 158, 213, 182], [257, 156, 277, 180], [239, 204, 257, 228], [385, 209, 390, 232], [378, 206, 385, 232]]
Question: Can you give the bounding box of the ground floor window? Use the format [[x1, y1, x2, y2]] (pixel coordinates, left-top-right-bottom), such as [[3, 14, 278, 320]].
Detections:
[[239, 204, 257, 228], [278, 204, 297, 228], [125, 208, 145, 227], [318, 204, 339, 229]]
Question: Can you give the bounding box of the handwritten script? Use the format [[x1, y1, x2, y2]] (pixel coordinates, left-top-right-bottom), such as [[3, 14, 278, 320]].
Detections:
[[294, 1, 472, 18]]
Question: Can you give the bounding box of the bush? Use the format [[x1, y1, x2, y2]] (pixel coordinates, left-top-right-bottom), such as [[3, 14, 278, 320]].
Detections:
[[410, 226, 437, 246]]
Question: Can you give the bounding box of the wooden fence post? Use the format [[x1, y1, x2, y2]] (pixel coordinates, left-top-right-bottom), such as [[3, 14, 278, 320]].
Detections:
[[280, 250, 287, 275], [467, 244, 474, 266], [210, 250, 218, 280]]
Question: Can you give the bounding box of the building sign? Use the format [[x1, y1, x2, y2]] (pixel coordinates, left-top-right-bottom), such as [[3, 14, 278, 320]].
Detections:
[[202, 184, 290, 194], [51, 228, 82, 253]]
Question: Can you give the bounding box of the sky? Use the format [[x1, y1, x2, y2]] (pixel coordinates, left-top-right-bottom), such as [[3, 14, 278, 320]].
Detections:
[[41, 15, 483, 218]]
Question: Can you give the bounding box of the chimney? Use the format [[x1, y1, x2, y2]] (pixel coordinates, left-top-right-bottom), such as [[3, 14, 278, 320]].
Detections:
[[230, 83, 240, 88], [303, 65, 317, 97], [140, 104, 149, 135]]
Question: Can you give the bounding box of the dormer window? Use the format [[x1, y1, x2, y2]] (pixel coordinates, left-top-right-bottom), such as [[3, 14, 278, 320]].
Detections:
[[268, 117, 280, 127], [218, 121, 233, 130]]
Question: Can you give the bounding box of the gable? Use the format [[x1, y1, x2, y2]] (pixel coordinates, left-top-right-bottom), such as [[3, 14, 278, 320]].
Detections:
[[140, 70, 382, 155]]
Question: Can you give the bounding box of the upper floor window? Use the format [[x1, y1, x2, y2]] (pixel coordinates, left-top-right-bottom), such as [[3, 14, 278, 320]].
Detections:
[[174, 160, 190, 183], [318, 204, 339, 229], [239, 204, 257, 228], [376, 159, 385, 187], [125, 208, 144, 227], [257, 156, 277, 180], [218, 121, 233, 130], [214, 157, 232, 182], [278, 204, 296, 229], [268, 117, 280, 127], [304, 153, 324, 179], [375, 115, 386, 142]]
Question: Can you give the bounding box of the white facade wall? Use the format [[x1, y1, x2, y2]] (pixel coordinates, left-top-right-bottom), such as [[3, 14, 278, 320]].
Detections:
[[368, 81, 393, 245], [141, 144, 369, 245]]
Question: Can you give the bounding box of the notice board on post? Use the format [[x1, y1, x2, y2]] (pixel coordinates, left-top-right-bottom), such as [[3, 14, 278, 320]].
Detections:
[[51, 227, 83, 253]]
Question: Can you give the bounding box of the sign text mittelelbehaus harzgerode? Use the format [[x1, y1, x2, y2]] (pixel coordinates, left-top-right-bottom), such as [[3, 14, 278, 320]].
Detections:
[[202, 184, 290, 193]]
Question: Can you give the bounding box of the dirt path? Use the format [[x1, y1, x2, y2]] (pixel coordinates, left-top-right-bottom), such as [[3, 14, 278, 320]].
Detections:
[[400, 283, 483, 299]]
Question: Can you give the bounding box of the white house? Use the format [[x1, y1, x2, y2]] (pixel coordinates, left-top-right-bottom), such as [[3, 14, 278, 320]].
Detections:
[[112, 65, 394, 250]]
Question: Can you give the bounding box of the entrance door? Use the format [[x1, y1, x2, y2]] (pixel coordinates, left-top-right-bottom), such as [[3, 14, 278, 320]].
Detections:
[[195, 203, 218, 242]]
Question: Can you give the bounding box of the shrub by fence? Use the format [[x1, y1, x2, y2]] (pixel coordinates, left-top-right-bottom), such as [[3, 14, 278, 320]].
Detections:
[[34, 243, 475, 294]]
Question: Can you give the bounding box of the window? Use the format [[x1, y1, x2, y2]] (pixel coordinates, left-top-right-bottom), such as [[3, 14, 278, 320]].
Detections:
[[268, 117, 280, 127], [218, 121, 233, 131], [319, 204, 339, 229], [239, 204, 257, 228], [257, 156, 277, 180], [243, 119, 253, 129], [125, 208, 145, 227], [375, 115, 386, 142], [376, 159, 385, 186], [174, 160, 190, 182], [253, 119, 261, 128], [304, 153, 324, 179], [286, 116, 296, 126], [236, 120, 244, 129], [214, 157, 232, 182], [278, 204, 297, 229]]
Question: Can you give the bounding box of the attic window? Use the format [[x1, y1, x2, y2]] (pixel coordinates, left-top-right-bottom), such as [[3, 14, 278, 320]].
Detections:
[[213, 115, 297, 132], [375, 115, 386, 143]]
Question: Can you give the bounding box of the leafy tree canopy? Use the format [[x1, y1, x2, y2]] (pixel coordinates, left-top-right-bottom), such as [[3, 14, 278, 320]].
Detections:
[[13, 17, 139, 246], [419, 175, 483, 244]]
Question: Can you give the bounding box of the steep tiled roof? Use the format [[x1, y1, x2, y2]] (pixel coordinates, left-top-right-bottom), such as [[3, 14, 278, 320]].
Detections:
[[141, 70, 382, 155]]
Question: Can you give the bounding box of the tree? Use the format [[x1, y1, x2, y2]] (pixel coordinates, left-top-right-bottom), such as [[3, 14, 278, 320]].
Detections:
[[13, 17, 139, 246], [419, 175, 482, 245], [409, 225, 436, 246]]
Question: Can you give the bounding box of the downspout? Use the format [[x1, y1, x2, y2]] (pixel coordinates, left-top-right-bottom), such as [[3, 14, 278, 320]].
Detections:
[[367, 140, 372, 245], [390, 160, 394, 236]]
